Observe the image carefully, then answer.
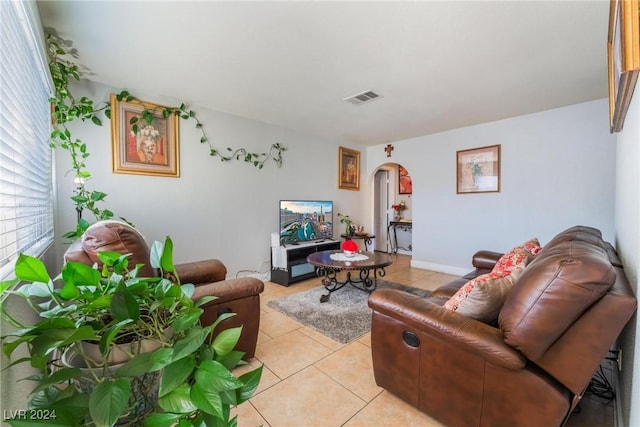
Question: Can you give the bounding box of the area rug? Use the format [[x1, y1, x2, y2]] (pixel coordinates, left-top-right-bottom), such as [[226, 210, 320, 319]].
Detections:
[[267, 280, 431, 344]]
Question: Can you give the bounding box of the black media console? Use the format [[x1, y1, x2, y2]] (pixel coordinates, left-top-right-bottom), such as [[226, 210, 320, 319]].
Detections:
[[270, 240, 340, 286]]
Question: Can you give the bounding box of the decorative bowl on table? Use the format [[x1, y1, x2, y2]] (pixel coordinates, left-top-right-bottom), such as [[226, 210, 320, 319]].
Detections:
[[343, 250, 356, 258], [342, 239, 358, 257]]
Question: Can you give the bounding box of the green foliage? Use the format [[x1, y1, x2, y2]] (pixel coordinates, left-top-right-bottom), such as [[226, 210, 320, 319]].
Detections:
[[337, 213, 354, 236], [47, 34, 287, 239], [0, 237, 262, 426], [106, 91, 287, 169]]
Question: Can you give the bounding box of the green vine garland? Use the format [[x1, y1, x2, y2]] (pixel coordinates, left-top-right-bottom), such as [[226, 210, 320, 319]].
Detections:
[[47, 34, 286, 238], [105, 91, 286, 169]]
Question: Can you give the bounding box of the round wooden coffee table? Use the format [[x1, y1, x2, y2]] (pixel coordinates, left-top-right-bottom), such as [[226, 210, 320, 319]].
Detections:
[[307, 250, 393, 302]]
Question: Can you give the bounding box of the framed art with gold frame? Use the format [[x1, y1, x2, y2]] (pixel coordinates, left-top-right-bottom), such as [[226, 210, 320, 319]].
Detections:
[[456, 144, 500, 194], [110, 94, 180, 177], [608, 0, 640, 133], [338, 146, 360, 190]]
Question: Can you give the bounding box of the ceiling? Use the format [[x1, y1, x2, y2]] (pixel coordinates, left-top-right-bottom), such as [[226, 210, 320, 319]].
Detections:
[[37, 1, 610, 146]]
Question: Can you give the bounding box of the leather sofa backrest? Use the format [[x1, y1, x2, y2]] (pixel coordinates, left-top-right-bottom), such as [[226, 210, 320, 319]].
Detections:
[[499, 228, 616, 361], [64, 220, 157, 277]]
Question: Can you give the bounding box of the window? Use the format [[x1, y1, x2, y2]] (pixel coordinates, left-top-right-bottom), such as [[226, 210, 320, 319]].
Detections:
[[0, 1, 54, 280]]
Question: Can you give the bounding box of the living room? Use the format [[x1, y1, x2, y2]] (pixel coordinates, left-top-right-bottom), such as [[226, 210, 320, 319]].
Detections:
[[2, 1, 639, 426]]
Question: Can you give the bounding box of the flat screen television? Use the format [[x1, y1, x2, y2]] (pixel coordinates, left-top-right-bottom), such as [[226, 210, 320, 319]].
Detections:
[[279, 200, 333, 244]]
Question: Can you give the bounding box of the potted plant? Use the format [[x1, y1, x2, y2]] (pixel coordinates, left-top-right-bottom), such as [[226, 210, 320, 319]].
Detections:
[[0, 237, 262, 427], [337, 213, 354, 237]]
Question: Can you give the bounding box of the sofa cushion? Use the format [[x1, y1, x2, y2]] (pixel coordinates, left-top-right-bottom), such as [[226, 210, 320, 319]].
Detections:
[[443, 268, 523, 323], [499, 239, 616, 361], [544, 225, 605, 251]]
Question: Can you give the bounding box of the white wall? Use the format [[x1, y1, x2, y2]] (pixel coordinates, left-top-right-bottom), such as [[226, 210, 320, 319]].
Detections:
[[53, 80, 368, 277], [366, 99, 616, 274], [614, 90, 640, 427]]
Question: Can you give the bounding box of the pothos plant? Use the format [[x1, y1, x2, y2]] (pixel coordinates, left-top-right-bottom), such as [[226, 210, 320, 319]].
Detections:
[[0, 236, 262, 427], [47, 34, 286, 238]]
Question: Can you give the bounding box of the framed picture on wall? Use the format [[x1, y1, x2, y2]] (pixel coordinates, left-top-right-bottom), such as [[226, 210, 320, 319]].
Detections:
[[338, 146, 360, 190], [398, 165, 412, 194], [110, 94, 180, 177], [456, 144, 500, 194], [608, 0, 640, 133]]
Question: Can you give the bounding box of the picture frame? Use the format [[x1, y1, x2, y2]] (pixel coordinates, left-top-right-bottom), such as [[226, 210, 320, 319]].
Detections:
[[456, 144, 500, 194], [110, 94, 180, 177], [608, 0, 640, 133], [398, 165, 412, 194], [338, 146, 360, 190]]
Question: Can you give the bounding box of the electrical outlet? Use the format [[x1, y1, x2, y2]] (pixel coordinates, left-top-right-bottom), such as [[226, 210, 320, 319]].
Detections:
[[617, 347, 623, 371]]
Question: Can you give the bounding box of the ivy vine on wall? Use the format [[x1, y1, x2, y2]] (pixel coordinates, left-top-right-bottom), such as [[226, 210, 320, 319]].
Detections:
[[47, 34, 286, 238]]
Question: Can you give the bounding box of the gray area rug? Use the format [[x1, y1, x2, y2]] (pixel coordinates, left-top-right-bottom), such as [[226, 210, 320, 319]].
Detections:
[[267, 280, 431, 344]]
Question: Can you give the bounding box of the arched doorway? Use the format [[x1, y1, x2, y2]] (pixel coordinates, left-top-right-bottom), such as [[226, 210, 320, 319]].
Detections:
[[373, 162, 412, 253]]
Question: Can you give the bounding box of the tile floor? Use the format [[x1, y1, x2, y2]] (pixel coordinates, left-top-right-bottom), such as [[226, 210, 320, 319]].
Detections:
[[232, 254, 614, 427]]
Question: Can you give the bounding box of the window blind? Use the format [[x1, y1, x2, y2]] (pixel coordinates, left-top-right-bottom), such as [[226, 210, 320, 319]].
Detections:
[[0, 1, 55, 280]]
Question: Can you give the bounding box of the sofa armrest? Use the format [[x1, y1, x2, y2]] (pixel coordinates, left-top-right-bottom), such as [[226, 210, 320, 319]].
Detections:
[[368, 289, 525, 370], [472, 250, 503, 270], [175, 259, 227, 284], [192, 276, 264, 305]]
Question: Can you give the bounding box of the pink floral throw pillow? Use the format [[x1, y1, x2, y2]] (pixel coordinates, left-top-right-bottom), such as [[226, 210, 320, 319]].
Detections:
[[522, 238, 542, 256], [491, 246, 529, 275], [444, 271, 503, 312], [443, 268, 524, 323]]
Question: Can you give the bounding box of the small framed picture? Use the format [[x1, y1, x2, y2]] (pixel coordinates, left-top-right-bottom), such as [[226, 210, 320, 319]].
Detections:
[[110, 94, 180, 177], [398, 165, 412, 194], [338, 146, 360, 190], [456, 145, 500, 194]]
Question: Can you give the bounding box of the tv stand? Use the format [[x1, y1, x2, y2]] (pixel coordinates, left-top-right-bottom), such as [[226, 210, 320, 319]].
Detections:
[[271, 240, 340, 286]]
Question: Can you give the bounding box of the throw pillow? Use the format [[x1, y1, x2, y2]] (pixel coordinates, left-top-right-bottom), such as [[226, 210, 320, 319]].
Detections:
[[522, 238, 542, 256], [491, 245, 529, 275], [443, 267, 524, 323]]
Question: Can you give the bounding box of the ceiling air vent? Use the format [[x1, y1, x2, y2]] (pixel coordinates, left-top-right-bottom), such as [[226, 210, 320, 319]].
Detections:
[[344, 90, 382, 105]]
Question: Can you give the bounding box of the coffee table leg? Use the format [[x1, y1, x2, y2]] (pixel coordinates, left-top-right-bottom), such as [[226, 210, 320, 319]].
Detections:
[[316, 266, 387, 302], [316, 267, 347, 303]]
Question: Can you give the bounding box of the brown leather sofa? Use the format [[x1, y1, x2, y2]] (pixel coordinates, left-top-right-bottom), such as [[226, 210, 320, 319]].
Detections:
[[64, 220, 264, 359], [368, 225, 637, 427]]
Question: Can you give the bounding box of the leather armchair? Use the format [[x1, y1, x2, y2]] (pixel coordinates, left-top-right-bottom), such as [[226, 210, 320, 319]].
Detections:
[[64, 220, 264, 359], [368, 226, 637, 427]]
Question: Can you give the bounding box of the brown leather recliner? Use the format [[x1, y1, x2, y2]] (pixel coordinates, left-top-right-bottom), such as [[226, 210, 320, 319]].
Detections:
[[64, 220, 264, 359], [368, 225, 637, 427]]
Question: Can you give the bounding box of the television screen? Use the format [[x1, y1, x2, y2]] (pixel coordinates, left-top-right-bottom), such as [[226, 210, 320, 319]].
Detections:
[[279, 200, 333, 244]]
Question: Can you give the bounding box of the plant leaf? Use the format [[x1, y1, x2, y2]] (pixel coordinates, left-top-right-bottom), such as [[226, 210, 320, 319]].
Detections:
[[195, 360, 242, 392], [158, 383, 197, 414], [88, 379, 131, 427], [158, 355, 196, 397], [172, 327, 211, 362], [98, 319, 133, 356], [211, 326, 242, 357], [30, 367, 81, 395], [111, 282, 139, 322], [61, 261, 101, 287], [160, 236, 175, 273], [144, 413, 183, 427], [190, 379, 223, 418], [236, 365, 263, 403], [172, 309, 202, 332], [115, 348, 172, 377], [14, 254, 50, 283]]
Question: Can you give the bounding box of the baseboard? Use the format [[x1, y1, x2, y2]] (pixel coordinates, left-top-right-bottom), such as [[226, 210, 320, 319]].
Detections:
[[410, 259, 469, 276]]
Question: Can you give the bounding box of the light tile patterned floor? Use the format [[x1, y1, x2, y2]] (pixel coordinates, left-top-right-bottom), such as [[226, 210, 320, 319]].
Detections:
[[232, 254, 614, 427]]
